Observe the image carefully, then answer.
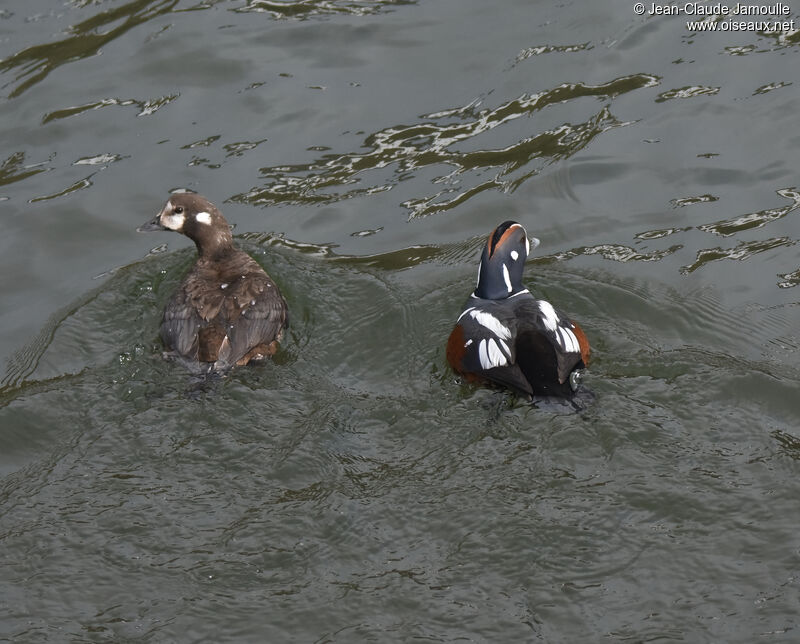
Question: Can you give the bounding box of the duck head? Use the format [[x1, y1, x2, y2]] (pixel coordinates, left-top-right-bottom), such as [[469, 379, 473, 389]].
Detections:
[[474, 220, 540, 300], [138, 193, 234, 258]]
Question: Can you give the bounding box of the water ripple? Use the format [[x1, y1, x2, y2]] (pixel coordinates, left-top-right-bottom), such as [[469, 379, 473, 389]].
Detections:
[[725, 44, 758, 56], [42, 94, 180, 124], [0, 151, 49, 188], [753, 81, 792, 95], [233, 0, 416, 19], [634, 226, 692, 241], [756, 25, 800, 48], [0, 0, 180, 99], [1, 228, 798, 642], [623, 187, 800, 283], [777, 268, 800, 289], [698, 187, 800, 237], [670, 194, 718, 208], [536, 243, 683, 265], [510, 42, 593, 67], [681, 237, 796, 274], [223, 138, 269, 157], [73, 153, 126, 166], [29, 175, 95, 202], [232, 73, 660, 218], [655, 85, 720, 102]]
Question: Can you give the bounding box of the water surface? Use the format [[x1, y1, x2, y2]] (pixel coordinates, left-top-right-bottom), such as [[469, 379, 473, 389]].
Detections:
[[1, 0, 799, 641]]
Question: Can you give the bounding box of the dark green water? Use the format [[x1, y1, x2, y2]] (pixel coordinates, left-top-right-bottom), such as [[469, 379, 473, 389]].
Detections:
[[1, 0, 799, 641]]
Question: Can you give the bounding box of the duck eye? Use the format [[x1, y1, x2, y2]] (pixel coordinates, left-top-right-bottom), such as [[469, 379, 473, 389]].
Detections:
[[174, 206, 184, 214]]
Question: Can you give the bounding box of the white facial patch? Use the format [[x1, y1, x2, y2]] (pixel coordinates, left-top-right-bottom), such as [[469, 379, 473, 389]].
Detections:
[[161, 212, 185, 231], [502, 264, 512, 293], [195, 211, 212, 225], [537, 300, 559, 332], [510, 250, 519, 261], [469, 310, 511, 341]]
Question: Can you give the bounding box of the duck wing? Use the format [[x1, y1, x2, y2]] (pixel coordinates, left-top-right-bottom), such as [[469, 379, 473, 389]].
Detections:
[[514, 297, 589, 386], [161, 286, 202, 360], [447, 302, 534, 397], [448, 294, 590, 397], [161, 253, 288, 369], [214, 269, 288, 368]]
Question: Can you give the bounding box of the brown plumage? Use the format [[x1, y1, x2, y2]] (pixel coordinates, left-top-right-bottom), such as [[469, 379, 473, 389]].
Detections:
[[138, 193, 288, 373]]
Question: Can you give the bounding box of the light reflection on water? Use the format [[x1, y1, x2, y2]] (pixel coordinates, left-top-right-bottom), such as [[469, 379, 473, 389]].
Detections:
[[233, 75, 659, 217]]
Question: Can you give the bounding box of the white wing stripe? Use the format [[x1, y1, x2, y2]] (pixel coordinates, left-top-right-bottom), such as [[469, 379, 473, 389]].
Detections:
[[566, 327, 580, 353], [496, 338, 511, 359], [478, 339, 491, 369], [555, 325, 579, 353], [477, 338, 508, 369], [537, 300, 559, 331], [469, 310, 511, 340], [487, 338, 508, 367], [564, 329, 581, 353]]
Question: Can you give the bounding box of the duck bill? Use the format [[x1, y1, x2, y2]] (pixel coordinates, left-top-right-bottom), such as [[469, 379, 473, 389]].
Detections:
[[137, 215, 166, 232], [528, 236, 540, 252]]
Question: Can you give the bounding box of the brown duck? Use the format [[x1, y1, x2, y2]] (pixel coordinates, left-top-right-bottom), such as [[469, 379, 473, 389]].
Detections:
[[138, 193, 288, 373]]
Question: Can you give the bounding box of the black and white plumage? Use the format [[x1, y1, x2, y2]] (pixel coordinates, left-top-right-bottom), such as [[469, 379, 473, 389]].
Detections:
[[447, 221, 590, 398], [138, 193, 288, 374]]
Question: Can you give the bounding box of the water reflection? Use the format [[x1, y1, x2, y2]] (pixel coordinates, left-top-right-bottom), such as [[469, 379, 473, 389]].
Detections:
[[0, 152, 48, 187], [0, 0, 180, 98], [752, 81, 792, 95], [682, 237, 796, 275], [234, 0, 416, 18], [678, 188, 800, 277], [42, 94, 180, 123], [777, 269, 800, 289], [670, 194, 718, 208], [698, 188, 800, 237], [509, 42, 593, 68], [655, 85, 720, 102], [233, 74, 660, 217], [2, 0, 800, 639]]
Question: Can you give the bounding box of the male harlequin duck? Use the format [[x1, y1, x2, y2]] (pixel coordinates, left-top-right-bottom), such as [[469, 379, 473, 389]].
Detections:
[[138, 193, 288, 374], [447, 221, 590, 398]]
